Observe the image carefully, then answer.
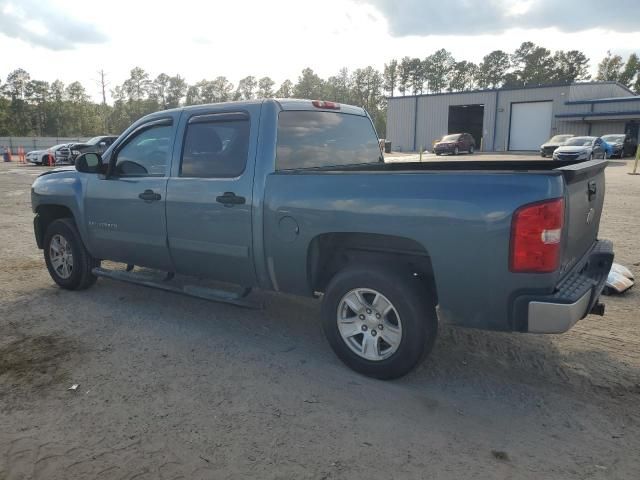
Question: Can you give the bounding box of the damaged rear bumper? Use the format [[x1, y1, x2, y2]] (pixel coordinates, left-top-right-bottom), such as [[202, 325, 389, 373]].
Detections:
[[517, 240, 614, 333]]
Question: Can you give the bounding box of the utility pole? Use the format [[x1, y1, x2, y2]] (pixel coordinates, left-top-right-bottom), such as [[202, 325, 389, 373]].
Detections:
[[95, 70, 110, 132], [97, 69, 109, 106]]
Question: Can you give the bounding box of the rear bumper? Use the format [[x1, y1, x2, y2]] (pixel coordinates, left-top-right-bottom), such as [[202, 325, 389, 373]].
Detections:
[[434, 145, 455, 153], [519, 240, 614, 333]]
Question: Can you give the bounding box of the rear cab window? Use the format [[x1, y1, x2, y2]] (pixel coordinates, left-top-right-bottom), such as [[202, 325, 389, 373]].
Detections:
[[276, 111, 381, 170]]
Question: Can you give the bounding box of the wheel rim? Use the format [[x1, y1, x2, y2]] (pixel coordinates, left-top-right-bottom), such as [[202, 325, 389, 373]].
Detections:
[[337, 288, 403, 361], [49, 234, 74, 279]]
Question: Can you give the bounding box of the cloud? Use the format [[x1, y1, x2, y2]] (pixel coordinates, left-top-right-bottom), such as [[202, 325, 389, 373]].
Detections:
[[0, 0, 107, 50], [362, 0, 640, 36]]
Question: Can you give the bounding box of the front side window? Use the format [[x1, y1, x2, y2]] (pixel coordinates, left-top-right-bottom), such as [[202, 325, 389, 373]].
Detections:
[[115, 124, 172, 177], [180, 118, 250, 178], [276, 111, 381, 170]]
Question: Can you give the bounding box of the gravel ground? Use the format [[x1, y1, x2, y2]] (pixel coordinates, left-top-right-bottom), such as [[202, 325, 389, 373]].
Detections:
[[1, 159, 639, 479]]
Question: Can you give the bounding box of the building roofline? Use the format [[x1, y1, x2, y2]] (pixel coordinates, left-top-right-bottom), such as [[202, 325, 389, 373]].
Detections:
[[565, 95, 640, 105], [387, 81, 631, 100], [555, 110, 640, 119]]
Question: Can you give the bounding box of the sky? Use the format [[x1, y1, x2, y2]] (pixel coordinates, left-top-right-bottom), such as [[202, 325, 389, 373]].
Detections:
[[1, 0, 639, 102]]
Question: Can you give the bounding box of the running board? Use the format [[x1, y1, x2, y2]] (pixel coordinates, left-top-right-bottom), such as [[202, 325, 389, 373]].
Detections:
[[92, 267, 261, 309]]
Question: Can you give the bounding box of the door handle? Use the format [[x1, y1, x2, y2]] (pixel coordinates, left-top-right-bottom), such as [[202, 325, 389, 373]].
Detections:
[[216, 192, 246, 206], [138, 189, 162, 202]]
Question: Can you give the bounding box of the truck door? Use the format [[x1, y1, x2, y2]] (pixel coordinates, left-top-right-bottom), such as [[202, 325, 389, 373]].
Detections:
[[165, 107, 259, 286], [84, 118, 175, 270]]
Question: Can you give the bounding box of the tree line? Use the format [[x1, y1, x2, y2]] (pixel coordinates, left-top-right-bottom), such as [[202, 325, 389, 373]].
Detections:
[[1, 42, 639, 139]]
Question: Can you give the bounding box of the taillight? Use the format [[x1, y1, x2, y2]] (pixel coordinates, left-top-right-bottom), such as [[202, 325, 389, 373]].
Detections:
[[510, 198, 564, 273], [312, 100, 340, 110]]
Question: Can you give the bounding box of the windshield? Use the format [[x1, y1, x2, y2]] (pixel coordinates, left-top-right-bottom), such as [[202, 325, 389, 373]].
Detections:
[[602, 135, 625, 143], [564, 137, 594, 147], [441, 134, 461, 142], [85, 136, 102, 145], [548, 135, 573, 143]]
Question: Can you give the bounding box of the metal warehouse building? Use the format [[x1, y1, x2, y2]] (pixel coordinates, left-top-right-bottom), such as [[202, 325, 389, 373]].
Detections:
[[386, 81, 640, 152]]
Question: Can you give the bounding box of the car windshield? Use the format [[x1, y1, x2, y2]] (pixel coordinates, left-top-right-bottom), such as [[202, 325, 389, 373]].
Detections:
[[441, 134, 461, 142], [548, 135, 573, 143], [564, 137, 594, 146], [602, 135, 625, 143], [85, 136, 102, 145]]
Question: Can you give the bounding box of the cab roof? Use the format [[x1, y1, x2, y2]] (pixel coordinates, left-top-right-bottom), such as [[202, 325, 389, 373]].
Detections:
[[153, 98, 367, 117]]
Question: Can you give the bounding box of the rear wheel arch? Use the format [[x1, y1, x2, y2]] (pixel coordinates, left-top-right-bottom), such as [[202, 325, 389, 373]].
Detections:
[[307, 232, 438, 304]]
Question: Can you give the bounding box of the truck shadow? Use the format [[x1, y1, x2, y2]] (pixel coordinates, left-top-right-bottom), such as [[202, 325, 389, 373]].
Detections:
[[6, 278, 640, 404]]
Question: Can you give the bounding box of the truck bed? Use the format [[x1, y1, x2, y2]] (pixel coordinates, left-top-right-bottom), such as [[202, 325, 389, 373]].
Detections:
[[280, 159, 601, 174]]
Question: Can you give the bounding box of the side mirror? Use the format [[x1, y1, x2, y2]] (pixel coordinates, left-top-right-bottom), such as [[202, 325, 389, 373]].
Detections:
[[75, 152, 103, 173]]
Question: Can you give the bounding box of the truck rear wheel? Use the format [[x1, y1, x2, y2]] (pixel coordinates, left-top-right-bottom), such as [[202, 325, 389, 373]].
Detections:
[[44, 218, 100, 290], [321, 265, 437, 379]]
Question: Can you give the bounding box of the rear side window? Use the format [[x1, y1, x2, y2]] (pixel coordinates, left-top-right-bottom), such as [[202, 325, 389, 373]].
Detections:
[[181, 117, 250, 178], [276, 111, 381, 170]]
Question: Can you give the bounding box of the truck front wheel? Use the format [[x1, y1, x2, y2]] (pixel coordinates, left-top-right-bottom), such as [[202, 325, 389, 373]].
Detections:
[[321, 265, 437, 379], [44, 218, 100, 290]]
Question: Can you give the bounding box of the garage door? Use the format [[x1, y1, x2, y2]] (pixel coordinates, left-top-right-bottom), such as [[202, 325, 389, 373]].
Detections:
[[509, 101, 553, 151]]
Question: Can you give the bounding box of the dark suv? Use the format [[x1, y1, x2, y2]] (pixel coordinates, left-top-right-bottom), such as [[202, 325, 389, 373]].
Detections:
[[433, 133, 475, 156], [68, 135, 118, 162]]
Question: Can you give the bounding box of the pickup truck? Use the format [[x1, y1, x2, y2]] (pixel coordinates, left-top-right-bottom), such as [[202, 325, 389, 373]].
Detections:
[[31, 99, 614, 379]]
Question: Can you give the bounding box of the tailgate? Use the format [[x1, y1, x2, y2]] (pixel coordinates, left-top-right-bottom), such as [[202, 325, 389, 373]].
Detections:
[[556, 159, 608, 275]]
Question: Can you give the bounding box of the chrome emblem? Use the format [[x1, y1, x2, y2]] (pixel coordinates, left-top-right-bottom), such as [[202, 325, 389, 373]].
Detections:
[[586, 208, 595, 224]]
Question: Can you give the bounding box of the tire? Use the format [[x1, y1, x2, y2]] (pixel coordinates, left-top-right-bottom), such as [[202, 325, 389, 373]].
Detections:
[[469, 145, 475, 154], [44, 218, 100, 290], [321, 265, 438, 379], [453, 147, 459, 156]]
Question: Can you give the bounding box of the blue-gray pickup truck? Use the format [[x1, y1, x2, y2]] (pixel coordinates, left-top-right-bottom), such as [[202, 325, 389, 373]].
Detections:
[[31, 99, 614, 379]]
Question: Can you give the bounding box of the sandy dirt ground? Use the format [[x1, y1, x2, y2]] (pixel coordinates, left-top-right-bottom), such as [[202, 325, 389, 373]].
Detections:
[[0, 159, 638, 479]]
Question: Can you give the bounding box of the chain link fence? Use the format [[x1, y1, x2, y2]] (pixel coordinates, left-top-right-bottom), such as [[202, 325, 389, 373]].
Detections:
[[0, 137, 91, 154]]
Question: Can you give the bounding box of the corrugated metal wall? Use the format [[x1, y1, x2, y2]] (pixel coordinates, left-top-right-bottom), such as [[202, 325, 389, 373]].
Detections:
[[590, 122, 627, 137], [415, 91, 496, 152], [387, 83, 637, 152], [568, 83, 631, 101], [386, 97, 416, 152], [593, 99, 640, 113]]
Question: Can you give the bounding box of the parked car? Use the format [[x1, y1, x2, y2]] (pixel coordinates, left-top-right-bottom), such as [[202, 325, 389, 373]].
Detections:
[[601, 134, 638, 158], [31, 99, 613, 379], [433, 133, 475, 156], [26, 144, 72, 165], [552, 136, 606, 161], [540, 134, 574, 157], [68, 135, 118, 162]]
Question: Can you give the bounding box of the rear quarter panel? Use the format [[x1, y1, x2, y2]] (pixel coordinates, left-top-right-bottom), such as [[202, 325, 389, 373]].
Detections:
[[263, 170, 565, 331]]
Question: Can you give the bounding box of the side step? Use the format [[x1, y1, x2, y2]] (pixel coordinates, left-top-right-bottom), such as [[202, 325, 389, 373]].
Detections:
[[92, 267, 261, 309]]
